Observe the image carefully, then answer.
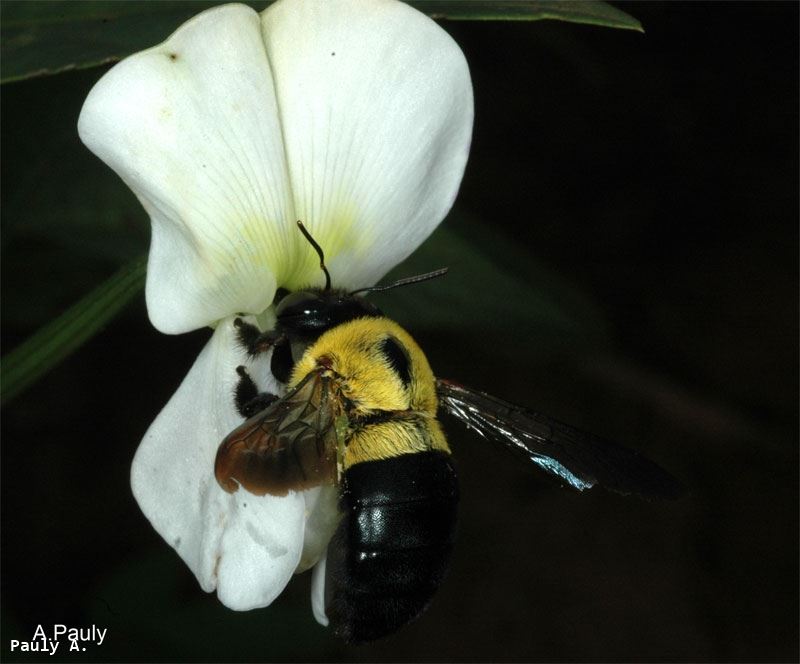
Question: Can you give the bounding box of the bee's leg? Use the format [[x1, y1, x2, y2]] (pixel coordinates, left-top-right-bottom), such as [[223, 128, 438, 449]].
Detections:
[[234, 366, 279, 418], [233, 317, 286, 357]]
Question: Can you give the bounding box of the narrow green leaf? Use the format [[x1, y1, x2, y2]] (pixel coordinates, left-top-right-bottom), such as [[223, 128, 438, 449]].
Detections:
[[1, 255, 147, 405], [1, 0, 641, 85]]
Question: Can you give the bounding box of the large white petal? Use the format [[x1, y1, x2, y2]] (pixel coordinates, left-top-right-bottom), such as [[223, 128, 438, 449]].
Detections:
[[130, 318, 306, 610], [80, 0, 473, 333], [261, 0, 474, 291], [78, 4, 295, 334]]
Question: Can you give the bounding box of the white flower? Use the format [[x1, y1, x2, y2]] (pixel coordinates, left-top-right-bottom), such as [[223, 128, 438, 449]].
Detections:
[[78, 0, 472, 620]]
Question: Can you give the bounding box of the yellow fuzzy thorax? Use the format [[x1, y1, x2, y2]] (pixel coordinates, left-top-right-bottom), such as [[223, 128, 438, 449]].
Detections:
[[289, 316, 450, 468]]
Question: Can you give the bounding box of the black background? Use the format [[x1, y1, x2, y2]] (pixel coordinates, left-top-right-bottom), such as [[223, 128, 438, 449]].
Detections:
[[2, 2, 797, 662]]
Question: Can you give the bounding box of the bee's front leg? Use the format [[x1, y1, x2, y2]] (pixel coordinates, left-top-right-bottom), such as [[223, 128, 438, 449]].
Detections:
[[234, 365, 279, 418], [233, 317, 286, 357]]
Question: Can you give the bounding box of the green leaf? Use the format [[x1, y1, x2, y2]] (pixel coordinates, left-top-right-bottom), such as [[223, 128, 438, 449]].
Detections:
[[0, 0, 221, 84], [1, 255, 147, 405], [0, 1, 205, 84], [409, 1, 642, 29], [1, 0, 641, 85]]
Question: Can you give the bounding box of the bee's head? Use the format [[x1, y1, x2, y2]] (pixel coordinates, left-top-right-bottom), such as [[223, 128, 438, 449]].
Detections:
[[289, 318, 437, 417], [274, 287, 382, 337]]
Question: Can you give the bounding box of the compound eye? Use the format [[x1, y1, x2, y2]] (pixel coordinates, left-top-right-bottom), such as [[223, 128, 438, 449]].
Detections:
[[275, 290, 321, 318]]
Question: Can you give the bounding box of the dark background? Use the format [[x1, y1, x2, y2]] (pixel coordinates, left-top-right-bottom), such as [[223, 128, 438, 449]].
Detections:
[[2, 2, 797, 662]]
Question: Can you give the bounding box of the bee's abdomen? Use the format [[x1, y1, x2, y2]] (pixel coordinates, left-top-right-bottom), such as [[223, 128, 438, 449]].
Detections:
[[324, 450, 459, 643]]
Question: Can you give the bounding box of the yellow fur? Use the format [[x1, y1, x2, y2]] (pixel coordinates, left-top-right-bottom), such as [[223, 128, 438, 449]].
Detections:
[[289, 317, 450, 469]]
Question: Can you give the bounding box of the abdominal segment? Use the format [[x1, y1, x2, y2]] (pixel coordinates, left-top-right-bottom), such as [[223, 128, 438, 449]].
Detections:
[[324, 450, 459, 643]]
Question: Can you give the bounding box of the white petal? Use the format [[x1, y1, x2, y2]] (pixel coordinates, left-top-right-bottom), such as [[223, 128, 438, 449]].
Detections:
[[79, 4, 294, 334], [80, 0, 473, 333], [217, 487, 306, 610], [261, 0, 474, 290], [311, 553, 330, 627], [130, 318, 305, 609], [297, 485, 340, 572]]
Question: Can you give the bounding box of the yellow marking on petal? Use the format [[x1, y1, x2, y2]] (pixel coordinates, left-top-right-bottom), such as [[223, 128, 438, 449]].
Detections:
[[180, 198, 375, 317], [280, 202, 374, 291]]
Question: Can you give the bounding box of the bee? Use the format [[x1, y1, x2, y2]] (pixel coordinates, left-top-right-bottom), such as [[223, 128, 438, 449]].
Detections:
[[214, 222, 682, 644]]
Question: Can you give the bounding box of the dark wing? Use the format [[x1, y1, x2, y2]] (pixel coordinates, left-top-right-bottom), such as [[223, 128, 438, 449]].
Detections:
[[436, 379, 683, 500], [215, 370, 342, 496]]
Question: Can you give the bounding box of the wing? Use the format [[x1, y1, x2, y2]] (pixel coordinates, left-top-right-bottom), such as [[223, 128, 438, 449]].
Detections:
[[436, 379, 683, 500], [215, 369, 343, 496]]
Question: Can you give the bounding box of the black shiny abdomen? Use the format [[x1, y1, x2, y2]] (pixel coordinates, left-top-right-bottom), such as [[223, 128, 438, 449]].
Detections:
[[324, 450, 459, 643]]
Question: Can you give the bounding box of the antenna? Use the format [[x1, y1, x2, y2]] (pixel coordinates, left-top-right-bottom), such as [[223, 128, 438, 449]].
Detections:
[[296, 220, 331, 291], [350, 267, 449, 296]]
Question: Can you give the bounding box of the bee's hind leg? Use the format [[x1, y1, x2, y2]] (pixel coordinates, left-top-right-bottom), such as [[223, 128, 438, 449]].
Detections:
[[234, 365, 279, 418]]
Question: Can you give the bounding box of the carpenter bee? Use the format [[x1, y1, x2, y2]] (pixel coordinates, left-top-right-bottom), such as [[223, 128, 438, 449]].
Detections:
[[214, 222, 682, 644]]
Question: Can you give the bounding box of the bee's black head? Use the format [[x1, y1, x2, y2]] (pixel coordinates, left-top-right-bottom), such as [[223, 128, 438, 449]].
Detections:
[[275, 288, 382, 338]]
